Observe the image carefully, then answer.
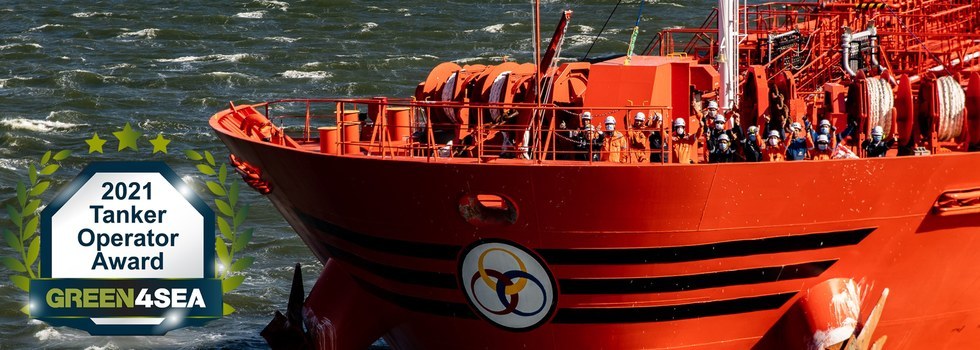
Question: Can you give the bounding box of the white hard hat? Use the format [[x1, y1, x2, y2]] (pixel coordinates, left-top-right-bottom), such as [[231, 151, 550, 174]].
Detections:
[[707, 100, 719, 110], [718, 134, 730, 142], [819, 119, 831, 127], [817, 134, 830, 144], [604, 116, 617, 125], [634, 112, 646, 121], [673, 118, 686, 127], [714, 115, 725, 123], [582, 111, 592, 120], [748, 125, 758, 134], [791, 122, 802, 131], [768, 130, 781, 139], [871, 125, 884, 136]]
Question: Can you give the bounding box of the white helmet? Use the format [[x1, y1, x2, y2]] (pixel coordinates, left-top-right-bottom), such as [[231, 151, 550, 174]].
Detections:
[[714, 115, 725, 124], [768, 130, 781, 139], [748, 125, 758, 134], [871, 125, 884, 136], [673, 118, 686, 127], [634, 112, 646, 121], [819, 119, 831, 127], [707, 100, 719, 110], [790, 122, 802, 131], [604, 116, 617, 125], [718, 134, 730, 142], [581, 111, 592, 120], [816, 134, 830, 144]]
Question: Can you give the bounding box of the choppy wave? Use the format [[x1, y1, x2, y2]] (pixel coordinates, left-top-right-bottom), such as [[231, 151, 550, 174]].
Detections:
[[29, 24, 63, 31], [0, 43, 42, 50], [118, 28, 159, 39], [0, 118, 83, 132], [360, 22, 378, 33], [155, 53, 262, 63], [465, 23, 522, 34], [265, 36, 298, 43], [279, 70, 332, 79], [253, 0, 289, 11], [71, 11, 112, 18], [0, 76, 33, 88], [235, 11, 266, 19]]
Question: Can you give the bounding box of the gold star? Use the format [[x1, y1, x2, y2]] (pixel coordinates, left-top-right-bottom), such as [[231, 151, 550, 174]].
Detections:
[[85, 133, 108, 154], [112, 123, 142, 151], [149, 133, 171, 154]]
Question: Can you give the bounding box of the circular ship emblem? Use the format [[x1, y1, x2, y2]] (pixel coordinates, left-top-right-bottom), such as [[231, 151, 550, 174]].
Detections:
[[459, 240, 556, 331]]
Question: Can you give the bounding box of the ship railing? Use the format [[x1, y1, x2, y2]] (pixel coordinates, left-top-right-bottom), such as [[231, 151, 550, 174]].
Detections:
[[254, 98, 674, 165]]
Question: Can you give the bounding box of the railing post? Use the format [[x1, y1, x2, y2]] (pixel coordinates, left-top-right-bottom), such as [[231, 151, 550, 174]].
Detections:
[[305, 100, 311, 142]]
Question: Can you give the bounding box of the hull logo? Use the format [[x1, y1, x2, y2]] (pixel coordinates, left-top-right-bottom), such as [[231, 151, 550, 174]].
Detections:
[[459, 240, 556, 331]]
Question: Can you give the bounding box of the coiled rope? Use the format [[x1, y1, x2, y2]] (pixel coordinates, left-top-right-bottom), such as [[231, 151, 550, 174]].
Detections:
[[488, 71, 511, 122], [866, 77, 894, 136], [937, 75, 966, 141], [441, 72, 458, 123]]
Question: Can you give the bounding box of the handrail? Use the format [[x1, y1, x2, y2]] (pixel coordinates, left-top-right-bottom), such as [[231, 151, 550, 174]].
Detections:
[[227, 98, 676, 165]]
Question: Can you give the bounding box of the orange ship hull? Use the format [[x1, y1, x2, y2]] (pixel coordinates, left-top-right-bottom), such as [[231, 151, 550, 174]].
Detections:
[[213, 117, 980, 349]]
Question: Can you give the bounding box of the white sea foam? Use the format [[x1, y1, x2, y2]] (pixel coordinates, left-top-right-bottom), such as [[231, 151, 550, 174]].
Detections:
[[71, 12, 112, 18], [155, 53, 260, 63], [0, 76, 32, 88], [254, 0, 289, 11], [360, 22, 377, 32], [34, 327, 63, 341], [465, 22, 521, 34], [235, 11, 266, 19], [279, 70, 332, 80], [453, 57, 486, 64], [576, 25, 594, 34], [29, 24, 63, 31], [0, 43, 42, 50], [264, 36, 298, 43], [384, 54, 438, 62], [302, 61, 321, 68], [83, 343, 119, 350], [0, 118, 82, 132], [118, 28, 158, 39]]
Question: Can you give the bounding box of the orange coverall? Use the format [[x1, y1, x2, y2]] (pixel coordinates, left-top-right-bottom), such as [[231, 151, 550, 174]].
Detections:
[[671, 119, 702, 164], [628, 128, 650, 163], [602, 131, 628, 163], [757, 133, 789, 162]]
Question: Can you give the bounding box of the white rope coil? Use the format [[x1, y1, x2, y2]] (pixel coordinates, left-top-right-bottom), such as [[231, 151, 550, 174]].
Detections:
[[441, 72, 458, 123], [936, 75, 966, 141], [866, 77, 894, 136], [488, 71, 511, 122]]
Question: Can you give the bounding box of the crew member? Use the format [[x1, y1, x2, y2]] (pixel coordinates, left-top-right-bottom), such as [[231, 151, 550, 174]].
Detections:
[[812, 134, 834, 160], [671, 117, 701, 164], [628, 112, 650, 163], [573, 123, 601, 161], [709, 133, 737, 163], [736, 125, 762, 162], [812, 119, 838, 148], [862, 126, 894, 157], [786, 122, 813, 161], [601, 116, 627, 162], [760, 130, 788, 162], [648, 112, 665, 163]]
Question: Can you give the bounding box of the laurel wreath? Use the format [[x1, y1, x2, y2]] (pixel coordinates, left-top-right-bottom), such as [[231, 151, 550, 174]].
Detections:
[[2, 150, 71, 315], [1, 124, 254, 316], [185, 149, 253, 316]]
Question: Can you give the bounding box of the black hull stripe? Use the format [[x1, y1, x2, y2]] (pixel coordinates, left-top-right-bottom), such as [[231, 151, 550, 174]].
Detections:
[[322, 242, 458, 289], [297, 210, 461, 260], [354, 277, 477, 319], [553, 292, 797, 324], [539, 228, 874, 265], [560, 260, 836, 294], [355, 274, 795, 324]]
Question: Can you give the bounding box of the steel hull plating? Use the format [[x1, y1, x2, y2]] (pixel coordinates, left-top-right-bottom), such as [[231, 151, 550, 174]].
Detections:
[[214, 123, 980, 349]]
